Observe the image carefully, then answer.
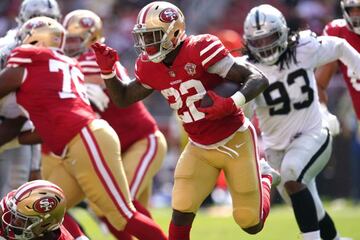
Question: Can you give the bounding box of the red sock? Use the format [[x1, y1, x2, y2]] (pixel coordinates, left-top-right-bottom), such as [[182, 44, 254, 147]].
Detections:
[[100, 217, 132, 240], [261, 175, 272, 224], [133, 200, 152, 219], [63, 213, 86, 238], [124, 211, 167, 240], [169, 220, 192, 240]]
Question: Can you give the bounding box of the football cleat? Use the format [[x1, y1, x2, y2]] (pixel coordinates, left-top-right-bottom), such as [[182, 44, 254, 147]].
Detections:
[[259, 158, 281, 186]]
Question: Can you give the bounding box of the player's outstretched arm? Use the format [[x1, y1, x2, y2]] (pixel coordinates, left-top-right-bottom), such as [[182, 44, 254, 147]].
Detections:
[[315, 61, 338, 104], [91, 43, 153, 107], [226, 60, 269, 103]]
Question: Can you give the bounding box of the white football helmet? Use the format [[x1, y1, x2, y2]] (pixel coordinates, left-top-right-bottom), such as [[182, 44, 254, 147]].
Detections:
[[243, 4, 289, 65], [16, 0, 61, 25], [341, 0, 360, 34], [132, 1, 186, 63]]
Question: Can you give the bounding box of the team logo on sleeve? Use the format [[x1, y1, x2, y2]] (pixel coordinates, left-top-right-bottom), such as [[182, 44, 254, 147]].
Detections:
[[184, 63, 197, 76], [33, 197, 58, 213], [80, 17, 95, 28], [159, 8, 178, 23]]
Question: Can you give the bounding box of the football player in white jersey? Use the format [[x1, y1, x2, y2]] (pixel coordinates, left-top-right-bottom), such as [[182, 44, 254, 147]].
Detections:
[[0, 0, 61, 197], [242, 4, 359, 240]]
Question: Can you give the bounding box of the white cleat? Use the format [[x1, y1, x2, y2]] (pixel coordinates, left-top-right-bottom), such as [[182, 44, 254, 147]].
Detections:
[[259, 158, 281, 187]]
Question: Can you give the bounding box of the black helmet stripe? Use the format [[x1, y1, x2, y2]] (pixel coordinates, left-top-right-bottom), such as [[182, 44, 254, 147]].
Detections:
[[255, 9, 261, 30]]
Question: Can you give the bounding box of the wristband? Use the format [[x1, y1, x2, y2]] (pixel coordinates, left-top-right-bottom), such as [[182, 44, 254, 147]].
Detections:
[[100, 71, 116, 79], [230, 91, 246, 107]]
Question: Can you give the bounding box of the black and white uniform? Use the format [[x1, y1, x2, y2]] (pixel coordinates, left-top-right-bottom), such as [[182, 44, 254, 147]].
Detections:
[[243, 30, 360, 220]]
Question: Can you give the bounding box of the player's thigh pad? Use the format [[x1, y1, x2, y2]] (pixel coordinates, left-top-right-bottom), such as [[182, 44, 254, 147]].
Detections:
[[65, 119, 135, 230], [122, 130, 167, 203], [224, 126, 263, 228], [41, 152, 85, 209], [172, 142, 221, 213], [280, 128, 332, 184]]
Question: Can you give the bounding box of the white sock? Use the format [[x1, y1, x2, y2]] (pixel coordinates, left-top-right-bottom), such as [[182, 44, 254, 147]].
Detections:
[[302, 230, 321, 240]]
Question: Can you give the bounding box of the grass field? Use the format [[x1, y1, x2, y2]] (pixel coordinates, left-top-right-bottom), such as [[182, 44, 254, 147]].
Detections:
[[71, 200, 360, 240]]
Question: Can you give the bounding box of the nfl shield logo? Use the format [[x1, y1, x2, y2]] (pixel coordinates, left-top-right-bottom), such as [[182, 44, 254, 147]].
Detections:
[[184, 63, 196, 76]]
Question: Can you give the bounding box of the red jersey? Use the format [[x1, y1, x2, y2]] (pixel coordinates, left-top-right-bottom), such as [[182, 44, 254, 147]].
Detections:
[[135, 34, 245, 145], [7, 46, 96, 155], [324, 19, 360, 120], [78, 50, 158, 152]]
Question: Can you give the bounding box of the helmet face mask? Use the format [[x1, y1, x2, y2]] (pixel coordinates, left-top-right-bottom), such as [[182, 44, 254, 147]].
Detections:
[[341, 0, 360, 34], [17, 16, 66, 50], [132, 1, 186, 63], [17, 0, 61, 26], [63, 10, 104, 57], [244, 4, 288, 65], [1, 180, 66, 240]]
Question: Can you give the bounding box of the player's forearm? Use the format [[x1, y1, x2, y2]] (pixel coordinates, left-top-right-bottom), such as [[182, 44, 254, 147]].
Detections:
[[104, 76, 131, 107], [0, 116, 26, 146], [239, 73, 269, 103], [104, 76, 152, 107]]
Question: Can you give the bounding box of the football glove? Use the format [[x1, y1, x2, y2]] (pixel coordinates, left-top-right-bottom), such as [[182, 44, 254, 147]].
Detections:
[[85, 83, 110, 112], [91, 42, 118, 75], [320, 104, 340, 136], [198, 91, 239, 120]]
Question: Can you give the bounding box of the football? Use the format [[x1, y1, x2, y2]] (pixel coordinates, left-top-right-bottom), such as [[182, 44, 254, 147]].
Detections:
[[200, 81, 242, 107]]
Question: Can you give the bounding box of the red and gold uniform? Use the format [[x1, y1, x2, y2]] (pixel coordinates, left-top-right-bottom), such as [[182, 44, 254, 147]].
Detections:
[[78, 50, 167, 206], [324, 19, 360, 120], [6, 46, 137, 231], [135, 34, 264, 228]]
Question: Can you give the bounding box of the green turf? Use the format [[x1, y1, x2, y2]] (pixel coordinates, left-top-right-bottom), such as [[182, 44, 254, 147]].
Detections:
[[71, 200, 360, 240]]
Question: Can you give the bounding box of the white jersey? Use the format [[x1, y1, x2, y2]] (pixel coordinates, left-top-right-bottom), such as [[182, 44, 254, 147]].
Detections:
[[243, 30, 360, 150], [0, 29, 18, 69]]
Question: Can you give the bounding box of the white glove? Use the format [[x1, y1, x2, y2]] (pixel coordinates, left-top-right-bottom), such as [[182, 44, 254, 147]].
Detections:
[[85, 83, 110, 112], [320, 104, 340, 136]]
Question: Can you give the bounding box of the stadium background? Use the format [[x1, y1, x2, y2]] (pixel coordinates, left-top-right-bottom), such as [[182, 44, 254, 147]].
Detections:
[[0, 0, 359, 238]]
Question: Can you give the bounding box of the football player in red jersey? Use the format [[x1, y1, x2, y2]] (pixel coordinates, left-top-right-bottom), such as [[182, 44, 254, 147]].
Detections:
[[92, 1, 280, 239], [0, 180, 74, 240], [0, 16, 167, 240], [62, 9, 167, 239], [315, 0, 360, 134]]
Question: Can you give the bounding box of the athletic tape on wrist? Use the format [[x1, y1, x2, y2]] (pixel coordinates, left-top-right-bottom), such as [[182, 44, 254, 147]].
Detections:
[[231, 91, 246, 107]]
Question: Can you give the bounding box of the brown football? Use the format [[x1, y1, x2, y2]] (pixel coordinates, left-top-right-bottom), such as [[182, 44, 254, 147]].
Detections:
[[200, 81, 241, 107]]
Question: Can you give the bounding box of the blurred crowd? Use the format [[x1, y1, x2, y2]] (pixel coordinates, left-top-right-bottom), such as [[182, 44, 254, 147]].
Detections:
[[0, 0, 359, 205]]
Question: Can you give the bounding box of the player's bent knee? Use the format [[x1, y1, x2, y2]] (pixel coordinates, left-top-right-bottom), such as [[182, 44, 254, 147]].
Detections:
[[233, 207, 260, 230]]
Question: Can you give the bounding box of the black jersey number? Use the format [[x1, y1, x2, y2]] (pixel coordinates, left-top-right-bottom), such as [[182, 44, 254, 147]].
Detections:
[[263, 69, 314, 116]]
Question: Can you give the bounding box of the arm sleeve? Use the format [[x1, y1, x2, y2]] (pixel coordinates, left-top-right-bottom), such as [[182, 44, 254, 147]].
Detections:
[[207, 54, 235, 78], [314, 36, 360, 76]]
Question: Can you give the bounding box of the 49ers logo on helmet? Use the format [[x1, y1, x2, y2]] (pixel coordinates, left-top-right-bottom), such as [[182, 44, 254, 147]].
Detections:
[[80, 17, 95, 28], [159, 8, 178, 23], [33, 197, 58, 213], [25, 20, 46, 29]]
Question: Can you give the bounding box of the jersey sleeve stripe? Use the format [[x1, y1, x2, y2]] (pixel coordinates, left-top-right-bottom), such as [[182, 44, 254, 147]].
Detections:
[[200, 40, 221, 56], [201, 46, 225, 66], [82, 67, 101, 73], [7, 57, 32, 63], [79, 61, 98, 67]]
